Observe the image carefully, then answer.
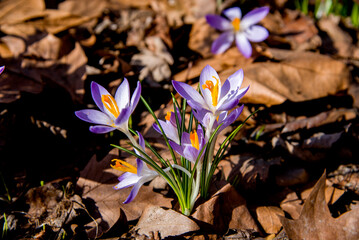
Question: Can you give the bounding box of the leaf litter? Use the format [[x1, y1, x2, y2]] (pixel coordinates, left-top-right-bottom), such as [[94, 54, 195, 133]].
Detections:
[[1, 0, 359, 239]]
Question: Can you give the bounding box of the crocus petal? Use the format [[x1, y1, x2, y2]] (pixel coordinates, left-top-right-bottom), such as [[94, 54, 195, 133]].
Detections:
[[129, 81, 141, 114], [136, 131, 145, 174], [90, 125, 116, 134], [205, 15, 232, 31], [169, 141, 185, 157], [211, 31, 234, 54], [235, 33, 252, 58], [244, 25, 269, 42], [223, 7, 242, 21], [114, 78, 130, 110], [241, 6, 269, 29], [75, 109, 112, 125], [172, 80, 208, 111], [199, 65, 222, 109], [91, 81, 111, 113], [217, 98, 240, 112], [117, 172, 139, 186], [154, 120, 180, 144], [0, 66, 4, 74], [219, 68, 244, 100], [218, 105, 244, 132], [123, 180, 144, 204], [114, 107, 131, 127], [183, 146, 201, 163]]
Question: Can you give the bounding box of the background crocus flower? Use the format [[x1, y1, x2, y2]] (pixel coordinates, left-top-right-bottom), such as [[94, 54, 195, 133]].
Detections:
[[172, 65, 248, 117], [112, 132, 158, 203], [0, 66, 4, 74], [169, 126, 206, 163], [206, 6, 269, 57], [75, 79, 141, 134], [153, 110, 181, 144]]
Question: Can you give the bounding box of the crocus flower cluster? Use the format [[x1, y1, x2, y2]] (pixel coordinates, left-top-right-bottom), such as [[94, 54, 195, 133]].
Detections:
[[206, 6, 269, 57], [76, 64, 249, 215]]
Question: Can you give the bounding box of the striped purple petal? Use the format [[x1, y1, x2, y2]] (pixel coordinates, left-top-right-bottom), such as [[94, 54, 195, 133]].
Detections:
[[172, 80, 208, 111], [211, 31, 234, 54], [114, 78, 130, 110], [75, 109, 112, 125], [89, 125, 116, 134], [206, 14, 232, 31], [235, 33, 252, 58], [241, 6, 269, 29]]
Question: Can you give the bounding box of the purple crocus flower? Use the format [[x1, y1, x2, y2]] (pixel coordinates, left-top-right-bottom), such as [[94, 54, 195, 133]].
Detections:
[[153, 110, 181, 144], [193, 105, 244, 136], [172, 65, 248, 117], [206, 6, 269, 57], [169, 126, 206, 163], [75, 79, 141, 134], [112, 132, 158, 203], [0, 66, 4, 74]]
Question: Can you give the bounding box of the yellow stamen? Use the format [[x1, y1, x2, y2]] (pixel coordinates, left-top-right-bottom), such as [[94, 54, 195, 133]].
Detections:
[[111, 159, 137, 174], [232, 17, 240, 32], [102, 95, 120, 118], [165, 110, 174, 121], [190, 130, 200, 150], [202, 76, 219, 107]]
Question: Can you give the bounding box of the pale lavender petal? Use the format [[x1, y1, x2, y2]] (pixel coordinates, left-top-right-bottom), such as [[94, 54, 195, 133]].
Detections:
[[206, 15, 232, 31], [130, 81, 141, 113], [75, 109, 112, 125], [91, 81, 111, 112], [223, 7, 242, 21], [199, 65, 221, 108], [169, 141, 185, 157], [211, 31, 234, 54], [183, 147, 199, 163], [0, 66, 4, 74], [181, 132, 192, 145], [241, 6, 269, 29], [244, 25, 269, 42], [115, 172, 140, 189], [123, 179, 147, 203], [235, 33, 252, 58], [172, 80, 208, 111], [219, 68, 243, 100], [219, 105, 243, 132], [90, 125, 116, 134], [114, 107, 131, 126], [217, 98, 240, 112], [114, 78, 130, 110]]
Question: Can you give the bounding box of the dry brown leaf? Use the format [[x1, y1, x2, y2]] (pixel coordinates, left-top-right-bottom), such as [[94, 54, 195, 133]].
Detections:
[[0, 0, 45, 25], [328, 164, 359, 195], [318, 15, 354, 58], [131, 36, 173, 85], [219, 51, 350, 106], [282, 109, 356, 133], [134, 205, 199, 238], [192, 183, 259, 234], [77, 148, 172, 238], [173, 47, 251, 83], [263, 9, 320, 50], [1, 33, 88, 102], [280, 172, 359, 240], [256, 206, 284, 235]]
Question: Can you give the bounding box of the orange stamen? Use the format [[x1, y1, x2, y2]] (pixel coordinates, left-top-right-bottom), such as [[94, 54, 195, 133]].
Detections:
[[202, 76, 219, 107], [190, 130, 200, 150], [232, 17, 240, 32], [165, 110, 173, 121], [102, 95, 120, 118], [111, 159, 137, 174]]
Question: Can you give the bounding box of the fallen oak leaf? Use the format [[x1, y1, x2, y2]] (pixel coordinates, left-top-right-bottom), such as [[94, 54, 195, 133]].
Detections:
[[279, 171, 359, 240]]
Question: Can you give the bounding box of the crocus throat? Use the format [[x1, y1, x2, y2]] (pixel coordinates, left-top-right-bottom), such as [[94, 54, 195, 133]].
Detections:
[[232, 17, 240, 32], [202, 76, 219, 107], [111, 159, 137, 174], [190, 130, 200, 150], [102, 95, 120, 118]]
